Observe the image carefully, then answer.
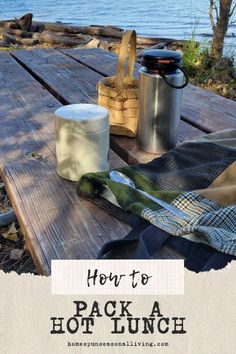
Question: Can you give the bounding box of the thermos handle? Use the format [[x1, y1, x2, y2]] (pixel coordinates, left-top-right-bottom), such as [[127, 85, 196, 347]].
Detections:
[[159, 65, 189, 89], [115, 30, 136, 91]]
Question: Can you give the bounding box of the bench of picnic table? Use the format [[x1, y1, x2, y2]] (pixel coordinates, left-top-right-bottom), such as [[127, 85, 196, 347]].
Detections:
[[0, 48, 235, 275]]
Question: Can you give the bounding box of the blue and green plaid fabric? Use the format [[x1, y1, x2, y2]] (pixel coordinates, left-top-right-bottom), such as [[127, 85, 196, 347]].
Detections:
[[142, 192, 236, 256]]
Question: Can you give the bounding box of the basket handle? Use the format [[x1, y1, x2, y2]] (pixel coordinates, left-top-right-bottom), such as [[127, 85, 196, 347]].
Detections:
[[115, 30, 136, 91]]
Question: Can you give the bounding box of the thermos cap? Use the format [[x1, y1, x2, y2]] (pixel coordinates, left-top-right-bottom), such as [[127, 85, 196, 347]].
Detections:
[[141, 49, 182, 72]]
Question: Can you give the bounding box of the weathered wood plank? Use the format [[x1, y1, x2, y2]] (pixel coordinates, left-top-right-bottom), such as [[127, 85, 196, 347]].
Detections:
[[0, 52, 130, 275], [62, 48, 138, 77], [11, 48, 203, 164], [62, 48, 236, 133], [181, 85, 236, 132], [12, 49, 102, 104]]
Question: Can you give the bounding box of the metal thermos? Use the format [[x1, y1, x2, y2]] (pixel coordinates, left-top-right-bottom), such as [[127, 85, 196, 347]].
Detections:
[[137, 50, 188, 153]]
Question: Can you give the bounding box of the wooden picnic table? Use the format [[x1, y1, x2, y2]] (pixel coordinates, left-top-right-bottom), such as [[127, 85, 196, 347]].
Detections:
[[0, 48, 235, 275]]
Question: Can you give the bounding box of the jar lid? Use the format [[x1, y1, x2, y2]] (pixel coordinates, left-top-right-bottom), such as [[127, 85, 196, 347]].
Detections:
[[55, 104, 109, 133], [141, 49, 182, 71]]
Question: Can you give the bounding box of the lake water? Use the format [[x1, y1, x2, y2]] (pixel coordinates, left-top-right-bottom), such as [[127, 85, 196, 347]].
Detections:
[[0, 0, 235, 57]]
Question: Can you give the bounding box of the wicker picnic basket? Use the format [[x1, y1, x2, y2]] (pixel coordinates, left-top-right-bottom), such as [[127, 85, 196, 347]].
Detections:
[[97, 30, 138, 137]]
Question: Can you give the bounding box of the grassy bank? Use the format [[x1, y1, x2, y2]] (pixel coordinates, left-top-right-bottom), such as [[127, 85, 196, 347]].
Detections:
[[182, 36, 235, 101]]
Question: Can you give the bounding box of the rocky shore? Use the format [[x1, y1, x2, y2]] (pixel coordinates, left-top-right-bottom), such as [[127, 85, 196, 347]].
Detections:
[[0, 13, 188, 54]]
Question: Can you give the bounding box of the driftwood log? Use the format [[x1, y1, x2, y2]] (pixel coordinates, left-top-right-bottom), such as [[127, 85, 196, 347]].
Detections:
[[20, 38, 39, 46], [1, 32, 38, 46], [0, 31, 90, 47], [2, 32, 17, 45], [0, 28, 33, 38], [0, 13, 33, 30], [32, 32, 91, 46], [16, 13, 33, 31]]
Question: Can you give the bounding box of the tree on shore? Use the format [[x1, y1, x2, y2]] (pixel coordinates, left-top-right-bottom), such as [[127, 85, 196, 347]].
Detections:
[[209, 0, 236, 60]]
